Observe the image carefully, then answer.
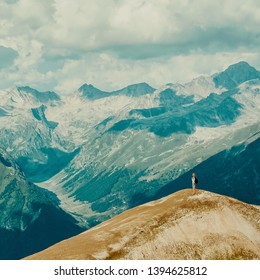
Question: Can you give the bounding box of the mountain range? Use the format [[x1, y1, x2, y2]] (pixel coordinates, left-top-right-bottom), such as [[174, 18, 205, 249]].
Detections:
[[0, 61, 259, 259]]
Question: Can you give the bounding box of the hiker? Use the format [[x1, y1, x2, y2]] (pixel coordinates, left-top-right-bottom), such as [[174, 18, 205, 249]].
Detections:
[[192, 173, 198, 195]]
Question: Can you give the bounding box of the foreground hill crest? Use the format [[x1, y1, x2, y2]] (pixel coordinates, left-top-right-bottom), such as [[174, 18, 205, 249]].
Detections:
[[25, 190, 260, 260]]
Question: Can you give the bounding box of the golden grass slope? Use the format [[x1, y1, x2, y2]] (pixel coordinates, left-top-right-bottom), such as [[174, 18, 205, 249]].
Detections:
[[25, 189, 260, 260]]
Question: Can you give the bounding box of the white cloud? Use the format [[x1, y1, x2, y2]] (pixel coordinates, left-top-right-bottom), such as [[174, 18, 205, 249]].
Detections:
[[59, 1, 260, 49], [22, 0, 260, 53], [0, 0, 259, 92]]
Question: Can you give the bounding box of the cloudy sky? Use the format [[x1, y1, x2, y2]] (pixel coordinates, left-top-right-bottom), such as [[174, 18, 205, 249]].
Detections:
[[0, 0, 260, 94]]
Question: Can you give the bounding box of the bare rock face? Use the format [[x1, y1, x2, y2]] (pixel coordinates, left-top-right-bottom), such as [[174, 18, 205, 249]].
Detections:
[[25, 189, 260, 260]]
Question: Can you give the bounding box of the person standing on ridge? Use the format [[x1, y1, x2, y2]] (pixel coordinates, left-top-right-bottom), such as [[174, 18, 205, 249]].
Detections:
[[192, 173, 198, 195]]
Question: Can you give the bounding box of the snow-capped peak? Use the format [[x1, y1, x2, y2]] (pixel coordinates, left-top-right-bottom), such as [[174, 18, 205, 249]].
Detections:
[[212, 61, 260, 90], [78, 82, 156, 100], [0, 86, 61, 109], [112, 82, 156, 97]]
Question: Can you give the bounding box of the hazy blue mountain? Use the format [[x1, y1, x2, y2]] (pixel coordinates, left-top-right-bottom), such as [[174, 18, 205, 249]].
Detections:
[[79, 82, 155, 100], [0, 149, 83, 260], [16, 86, 61, 104], [213, 61, 260, 90], [142, 136, 260, 207], [112, 82, 156, 97], [79, 84, 110, 100], [109, 89, 242, 137]]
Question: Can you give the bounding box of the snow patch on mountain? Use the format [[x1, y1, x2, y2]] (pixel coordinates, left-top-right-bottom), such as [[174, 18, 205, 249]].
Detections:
[[168, 76, 225, 101]]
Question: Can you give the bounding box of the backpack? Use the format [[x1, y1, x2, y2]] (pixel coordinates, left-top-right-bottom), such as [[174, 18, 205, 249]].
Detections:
[[195, 177, 198, 184]]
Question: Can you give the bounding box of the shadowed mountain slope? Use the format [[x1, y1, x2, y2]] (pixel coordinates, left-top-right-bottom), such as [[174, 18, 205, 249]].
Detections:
[[0, 149, 83, 260]]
